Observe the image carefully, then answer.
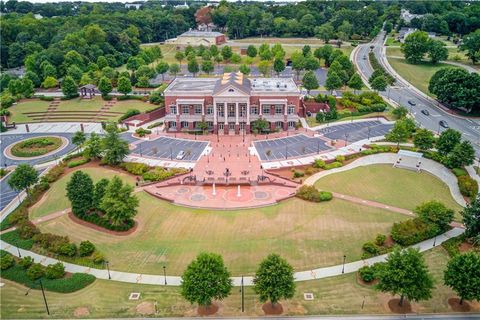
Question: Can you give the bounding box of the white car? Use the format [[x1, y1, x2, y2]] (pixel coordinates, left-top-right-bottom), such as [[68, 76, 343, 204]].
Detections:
[[176, 150, 185, 160]]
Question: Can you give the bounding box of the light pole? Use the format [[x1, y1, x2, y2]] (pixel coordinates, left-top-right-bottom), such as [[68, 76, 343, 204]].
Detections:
[[170, 147, 173, 160], [17, 247, 21, 258], [345, 133, 349, 146], [341, 255, 346, 274], [433, 234, 437, 247], [367, 126, 371, 140], [317, 140, 320, 154], [285, 145, 288, 160], [106, 260, 111, 279], [241, 275, 245, 312], [163, 266, 167, 285], [39, 279, 50, 315]]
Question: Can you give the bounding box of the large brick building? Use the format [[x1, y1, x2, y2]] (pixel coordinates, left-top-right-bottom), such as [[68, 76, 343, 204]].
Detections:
[[168, 30, 226, 46], [164, 73, 301, 134]]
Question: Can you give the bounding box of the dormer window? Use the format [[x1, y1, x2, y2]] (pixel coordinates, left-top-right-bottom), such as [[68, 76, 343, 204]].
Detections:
[[228, 88, 234, 92]]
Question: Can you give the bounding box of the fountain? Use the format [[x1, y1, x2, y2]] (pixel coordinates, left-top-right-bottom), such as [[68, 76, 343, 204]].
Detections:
[[212, 183, 216, 196], [237, 185, 241, 197]]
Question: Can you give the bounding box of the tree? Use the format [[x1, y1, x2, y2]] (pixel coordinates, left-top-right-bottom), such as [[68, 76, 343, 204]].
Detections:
[[246, 45, 257, 58], [8, 164, 38, 196], [461, 195, 480, 238], [93, 178, 109, 210], [460, 30, 480, 64], [302, 71, 319, 95], [230, 53, 241, 64], [370, 75, 388, 92], [101, 124, 129, 165], [273, 58, 285, 76], [98, 76, 112, 97], [291, 51, 305, 80], [174, 51, 185, 66], [444, 253, 480, 305], [376, 248, 434, 307], [169, 63, 180, 77], [66, 171, 94, 216], [401, 31, 430, 64], [427, 39, 448, 64], [415, 200, 454, 232], [187, 59, 199, 76], [392, 106, 408, 119], [315, 23, 334, 43], [446, 140, 476, 168], [314, 45, 334, 67], [72, 131, 86, 147], [347, 73, 363, 93], [385, 119, 410, 146], [302, 45, 311, 57], [258, 43, 272, 61], [221, 46, 232, 62], [303, 55, 320, 71], [42, 76, 57, 89], [201, 60, 214, 75], [437, 129, 461, 156], [413, 128, 435, 150], [325, 70, 342, 92], [100, 176, 139, 226], [239, 64, 250, 75], [155, 61, 169, 81], [83, 132, 102, 160], [180, 252, 233, 309], [258, 61, 271, 77], [61, 76, 78, 98], [253, 254, 295, 307], [117, 76, 132, 95]]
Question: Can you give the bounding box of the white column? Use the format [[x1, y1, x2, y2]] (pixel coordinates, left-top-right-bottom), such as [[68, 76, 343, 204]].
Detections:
[[213, 100, 217, 125], [246, 101, 250, 124], [176, 103, 180, 115], [284, 103, 288, 115], [224, 103, 228, 125], [235, 102, 239, 124], [202, 103, 205, 116]]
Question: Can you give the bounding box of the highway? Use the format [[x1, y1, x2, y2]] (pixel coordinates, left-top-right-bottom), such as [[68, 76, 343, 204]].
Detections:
[[353, 30, 480, 157]]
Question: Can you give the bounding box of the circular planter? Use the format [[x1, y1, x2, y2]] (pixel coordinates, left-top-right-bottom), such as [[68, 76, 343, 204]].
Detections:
[[4, 136, 69, 160]]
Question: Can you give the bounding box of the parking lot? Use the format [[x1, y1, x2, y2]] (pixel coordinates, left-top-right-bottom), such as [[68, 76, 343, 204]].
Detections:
[[253, 134, 331, 161], [317, 120, 393, 143], [0, 133, 76, 167], [131, 136, 208, 161], [0, 168, 46, 211]]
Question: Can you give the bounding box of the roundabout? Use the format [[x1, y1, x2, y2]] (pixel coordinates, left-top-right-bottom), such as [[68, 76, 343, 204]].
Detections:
[[5, 136, 67, 160]]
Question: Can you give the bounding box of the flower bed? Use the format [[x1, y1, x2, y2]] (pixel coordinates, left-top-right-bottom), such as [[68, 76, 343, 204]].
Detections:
[[11, 136, 62, 157]]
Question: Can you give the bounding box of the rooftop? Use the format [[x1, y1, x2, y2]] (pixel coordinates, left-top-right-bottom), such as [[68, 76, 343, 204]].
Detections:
[[179, 30, 224, 38], [250, 78, 299, 93]]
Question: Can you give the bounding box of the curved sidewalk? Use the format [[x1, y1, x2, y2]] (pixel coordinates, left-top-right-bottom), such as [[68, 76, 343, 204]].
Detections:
[[0, 227, 464, 287], [304, 153, 466, 207]]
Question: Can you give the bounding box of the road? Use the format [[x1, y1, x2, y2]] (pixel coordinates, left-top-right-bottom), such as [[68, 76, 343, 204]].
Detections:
[[353, 30, 480, 157]]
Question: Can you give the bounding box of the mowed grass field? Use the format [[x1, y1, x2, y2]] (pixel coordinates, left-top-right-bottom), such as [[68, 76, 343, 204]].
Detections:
[[314, 164, 462, 213], [36, 189, 408, 275], [29, 167, 135, 220], [8, 99, 50, 123], [3, 247, 478, 318]]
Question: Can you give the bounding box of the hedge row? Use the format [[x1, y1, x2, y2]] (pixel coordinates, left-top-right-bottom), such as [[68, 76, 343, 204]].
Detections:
[[296, 185, 333, 202], [73, 211, 134, 232], [67, 158, 90, 168], [368, 52, 395, 84]]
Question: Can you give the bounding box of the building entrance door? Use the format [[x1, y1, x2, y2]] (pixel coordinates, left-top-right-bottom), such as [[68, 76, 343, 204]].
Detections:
[[228, 123, 235, 131]]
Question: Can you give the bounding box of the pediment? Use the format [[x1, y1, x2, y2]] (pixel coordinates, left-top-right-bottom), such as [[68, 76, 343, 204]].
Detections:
[[214, 84, 250, 97]]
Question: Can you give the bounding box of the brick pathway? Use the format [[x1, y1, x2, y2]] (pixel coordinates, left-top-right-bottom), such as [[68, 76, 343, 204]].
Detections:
[[332, 192, 414, 216]]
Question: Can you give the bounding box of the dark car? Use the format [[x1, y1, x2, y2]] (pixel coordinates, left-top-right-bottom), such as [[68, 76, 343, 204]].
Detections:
[[306, 111, 312, 117], [439, 120, 449, 128], [407, 100, 416, 106], [421, 109, 430, 116]]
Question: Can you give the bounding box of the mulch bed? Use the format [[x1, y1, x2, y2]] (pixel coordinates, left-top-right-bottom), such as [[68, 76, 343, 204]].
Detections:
[[197, 304, 219, 316], [67, 211, 138, 236], [356, 272, 377, 287], [262, 302, 284, 315], [459, 242, 474, 253], [448, 298, 471, 312], [387, 298, 413, 314]]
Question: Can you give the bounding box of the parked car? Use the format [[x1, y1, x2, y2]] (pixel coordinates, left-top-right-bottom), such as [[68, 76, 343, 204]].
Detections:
[[306, 111, 312, 117], [421, 109, 430, 116], [407, 100, 416, 106], [176, 150, 185, 160], [363, 56, 367, 60], [439, 120, 449, 128]]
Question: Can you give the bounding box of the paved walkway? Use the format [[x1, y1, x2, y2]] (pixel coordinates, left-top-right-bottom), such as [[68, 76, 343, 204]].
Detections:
[[304, 153, 466, 207], [332, 192, 414, 217], [0, 227, 464, 287]]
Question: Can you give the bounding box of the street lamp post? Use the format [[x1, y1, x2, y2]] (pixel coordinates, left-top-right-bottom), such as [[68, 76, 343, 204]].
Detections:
[[241, 275, 245, 312], [342, 255, 346, 274], [170, 147, 173, 160], [345, 133, 349, 146], [285, 145, 288, 160], [39, 279, 50, 315], [367, 126, 371, 140], [433, 234, 437, 247], [106, 261, 111, 279], [163, 266, 167, 285], [17, 247, 21, 258], [317, 140, 320, 154]]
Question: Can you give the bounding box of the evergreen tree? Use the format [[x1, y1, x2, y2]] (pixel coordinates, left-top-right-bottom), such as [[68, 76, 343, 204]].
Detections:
[[273, 58, 285, 76], [93, 178, 109, 210], [66, 171, 94, 216], [61, 76, 78, 98], [98, 76, 112, 97], [302, 71, 319, 95], [347, 73, 363, 93], [155, 61, 169, 81], [437, 129, 461, 156], [461, 195, 480, 238], [117, 76, 132, 95], [325, 70, 342, 92], [101, 124, 129, 165], [246, 45, 257, 58], [100, 176, 139, 226], [8, 164, 38, 197]]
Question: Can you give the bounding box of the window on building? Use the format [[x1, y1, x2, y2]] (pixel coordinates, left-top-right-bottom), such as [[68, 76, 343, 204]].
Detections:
[[195, 105, 202, 114], [170, 106, 177, 114], [170, 121, 177, 128], [182, 106, 189, 114], [288, 106, 295, 115], [228, 104, 235, 117], [288, 121, 296, 128], [275, 105, 283, 114], [181, 121, 189, 128], [240, 105, 246, 117], [262, 105, 270, 115], [207, 106, 213, 115], [250, 106, 258, 115], [275, 121, 283, 129], [207, 121, 213, 128], [217, 105, 224, 116]]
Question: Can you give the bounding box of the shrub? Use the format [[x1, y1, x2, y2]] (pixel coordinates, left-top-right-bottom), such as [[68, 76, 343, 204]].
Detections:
[[119, 109, 140, 122], [79, 241, 95, 257], [319, 191, 333, 201], [335, 155, 345, 163], [313, 159, 326, 169], [45, 262, 65, 279], [391, 218, 439, 246], [304, 167, 317, 176], [293, 170, 305, 178], [18, 256, 34, 269], [358, 265, 375, 282], [142, 167, 174, 182], [17, 220, 40, 239], [147, 121, 163, 129], [1, 254, 15, 270], [27, 263, 44, 280], [458, 176, 479, 198], [91, 251, 105, 264], [67, 158, 90, 168], [58, 243, 77, 257], [120, 162, 150, 175], [296, 185, 333, 202], [324, 161, 343, 170], [375, 234, 387, 246], [41, 163, 66, 183], [362, 241, 380, 255], [135, 127, 152, 137], [37, 95, 54, 101], [2, 230, 34, 250], [441, 235, 464, 257]]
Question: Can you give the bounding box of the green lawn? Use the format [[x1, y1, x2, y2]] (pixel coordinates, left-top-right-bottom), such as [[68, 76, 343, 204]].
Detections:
[[2, 247, 474, 318], [29, 167, 135, 220], [306, 109, 395, 127], [55, 97, 105, 112], [110, 100, 156, 114], [314, 164, 462, 213], [37, 191, 408, 275], [8, 99, 50, 123]]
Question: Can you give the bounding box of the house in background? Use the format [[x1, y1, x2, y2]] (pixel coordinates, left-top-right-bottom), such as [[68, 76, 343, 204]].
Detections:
[[166, 30, 227, 46]]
